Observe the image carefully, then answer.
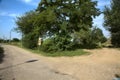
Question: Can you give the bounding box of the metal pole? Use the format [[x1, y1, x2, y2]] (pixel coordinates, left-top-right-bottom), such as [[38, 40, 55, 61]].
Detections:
[[21, 33, 23, 47], [9, 30, 11, 43]]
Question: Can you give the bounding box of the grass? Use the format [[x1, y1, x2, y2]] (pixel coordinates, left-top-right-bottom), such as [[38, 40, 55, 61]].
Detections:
[[10, 42, 22, 47], [23, 48, 89, 57], [28, 49, 89, 57], [40, 49, 89, 57], [9, 42, 89, 57]]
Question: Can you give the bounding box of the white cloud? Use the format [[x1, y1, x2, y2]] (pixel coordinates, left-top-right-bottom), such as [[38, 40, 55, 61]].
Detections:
[[20, 0, 40, 6], [92, 0, 110, 7], [0, 12, 20, 17], [92, 0, 111, 11], [8, 13, 19, 17], [98, 0, 110, 7], [93, 14, 104, 26], [93, 14, 110, 38], [92, 0, 111, 38], [0, 12, 7, 16], [23, 0, 32, 3]]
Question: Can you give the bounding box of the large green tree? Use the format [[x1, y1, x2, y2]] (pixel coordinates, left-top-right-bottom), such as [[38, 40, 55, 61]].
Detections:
[[104, 0, 120, 47], [16, 0, 101, 51], [36, 0, 100, 51]]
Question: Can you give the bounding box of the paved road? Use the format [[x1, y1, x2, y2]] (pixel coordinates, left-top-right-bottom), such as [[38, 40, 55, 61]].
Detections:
[[0, 45, 75, 80]]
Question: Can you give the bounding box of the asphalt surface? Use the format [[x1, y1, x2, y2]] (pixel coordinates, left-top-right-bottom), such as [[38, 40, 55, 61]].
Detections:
[[0, 45, 75, 80]]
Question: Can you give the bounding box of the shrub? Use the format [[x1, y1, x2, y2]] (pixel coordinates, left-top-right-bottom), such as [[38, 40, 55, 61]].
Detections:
[[41, 36, 74, 52], [0, 47, 4, 63], [12, 38, 20, 42], [0, 47, 4, 53], [22, 33, 38, 49]]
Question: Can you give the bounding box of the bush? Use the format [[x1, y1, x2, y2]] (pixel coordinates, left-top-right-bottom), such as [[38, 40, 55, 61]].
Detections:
[[22, 33, 38, 49], [41, 38, 57, 52], [72, 28, 107, 49], [41, 36, 74, 52], [12, 38, 20, 42], [0, 47, 4, 63], [0, 47, 4, 53]]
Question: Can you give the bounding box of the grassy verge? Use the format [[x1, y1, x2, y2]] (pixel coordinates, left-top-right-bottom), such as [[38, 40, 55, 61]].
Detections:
[[10, 42, 22, 47], [10, 42, 89, 57], [29, 49, 89, 57]]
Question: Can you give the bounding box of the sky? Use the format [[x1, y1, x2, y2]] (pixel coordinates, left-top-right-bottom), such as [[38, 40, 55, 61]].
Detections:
[[0, 0, 111, 40]]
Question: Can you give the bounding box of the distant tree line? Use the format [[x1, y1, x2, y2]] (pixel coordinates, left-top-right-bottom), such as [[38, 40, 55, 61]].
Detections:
[[0, 38, 20, 43], [16, 0, 108, 52]]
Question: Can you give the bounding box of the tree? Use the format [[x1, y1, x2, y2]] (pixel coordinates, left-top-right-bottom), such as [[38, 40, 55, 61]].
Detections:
[[12, 38, 20, 42], [16, 11, 40, 48], [0, 38, 3, 43], [36, 0, 100, 51], [73, 27, 106, 48], [104, 0, 120, 47], [16, 0, 100, 51]]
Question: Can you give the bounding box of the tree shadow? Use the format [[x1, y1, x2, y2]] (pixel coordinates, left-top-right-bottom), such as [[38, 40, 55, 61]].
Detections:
[[0, 47, 4, 64]]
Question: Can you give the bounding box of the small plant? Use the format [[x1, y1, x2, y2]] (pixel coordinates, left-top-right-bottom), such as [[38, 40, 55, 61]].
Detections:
[[0, 46, 4, 63], [0, 47, 4, 53]]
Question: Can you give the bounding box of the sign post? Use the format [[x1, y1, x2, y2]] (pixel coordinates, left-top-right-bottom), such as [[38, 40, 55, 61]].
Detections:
[[38, 37, 42, 52]]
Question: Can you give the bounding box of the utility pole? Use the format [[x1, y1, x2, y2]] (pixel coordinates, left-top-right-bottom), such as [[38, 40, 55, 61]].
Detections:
[[9, 29, 13, 43], [9, 30, 11, 43], [9, 29, 14, 44]]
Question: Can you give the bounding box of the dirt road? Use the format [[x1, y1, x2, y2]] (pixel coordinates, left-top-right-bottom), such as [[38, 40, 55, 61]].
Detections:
[[45, 48, 120, 80], [0, 45, 75, 80], [0, 45, 120, 80]]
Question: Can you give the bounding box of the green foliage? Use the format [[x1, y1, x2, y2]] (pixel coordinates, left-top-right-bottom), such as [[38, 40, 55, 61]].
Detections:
[[73, 27, 107, 49], [40, 49, 89, 57], [37, 0, 100, 51], [0, 47, 4, 53], [40, 38, 57, 52], [0, 39, 3, 43], [0, 46, 4, 63], [12, 38, 20, 42], [22, 33, 38, 49], [16, 11, 41, 49], [0, 39, 9, 43], [16, 11, 38, 34], [104, 0, 120, 47], [16, 0, 101, 52], [41, 35, 73, 52]]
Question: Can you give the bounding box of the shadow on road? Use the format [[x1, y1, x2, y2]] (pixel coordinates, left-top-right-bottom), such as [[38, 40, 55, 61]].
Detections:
[[0, 47, 4, 64], [0, 59, 38, 70]]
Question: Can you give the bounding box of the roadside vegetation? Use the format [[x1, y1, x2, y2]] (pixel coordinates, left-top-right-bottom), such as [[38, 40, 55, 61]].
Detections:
[[0, 46, 4, 63], [7, 41, 89, 57], [0, 46, 4, 54], [1, 37, 88, 57], [28, 48, 89, 57], [3, 0, 120, 57], [104, 0, 120, 47], [15, 0, 106, 52]]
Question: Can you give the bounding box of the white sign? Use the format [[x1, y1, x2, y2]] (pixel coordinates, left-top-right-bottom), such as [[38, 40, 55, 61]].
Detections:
[[38, 37, 42, 46]]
